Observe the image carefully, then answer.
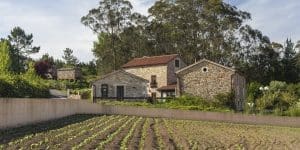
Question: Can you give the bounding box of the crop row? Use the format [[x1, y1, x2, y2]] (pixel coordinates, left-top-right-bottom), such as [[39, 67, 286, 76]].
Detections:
[[1, 115, 299, 149]]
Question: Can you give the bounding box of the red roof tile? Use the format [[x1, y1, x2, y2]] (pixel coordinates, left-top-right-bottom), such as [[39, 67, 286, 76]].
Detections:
[[122, 54, 178, 68]]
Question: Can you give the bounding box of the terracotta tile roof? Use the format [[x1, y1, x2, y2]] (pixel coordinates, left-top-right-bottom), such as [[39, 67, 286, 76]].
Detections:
[[157, 84, 177, 91], [122, 54, 178, 68]]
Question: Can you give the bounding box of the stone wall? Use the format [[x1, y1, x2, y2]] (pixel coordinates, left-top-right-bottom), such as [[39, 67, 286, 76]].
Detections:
[[167, 57, 186, 85], [124, 65, 168, 96], [57, 68, 81, 80], [93, 71, 148, 98], [178, 61, 234, 100]]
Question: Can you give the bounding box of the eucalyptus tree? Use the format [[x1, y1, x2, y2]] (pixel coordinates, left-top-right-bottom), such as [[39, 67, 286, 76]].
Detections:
[[81, 0, 133, 70], [148, 0, 251, 65]]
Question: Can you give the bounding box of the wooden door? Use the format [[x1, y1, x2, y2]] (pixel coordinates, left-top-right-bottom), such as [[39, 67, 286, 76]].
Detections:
[[116, 86, 124, 99]]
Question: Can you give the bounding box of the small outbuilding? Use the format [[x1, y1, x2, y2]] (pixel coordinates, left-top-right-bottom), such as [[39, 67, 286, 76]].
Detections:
[[176, 59, 246, 110], [92, 70, 149, 99], [57, 68, 82, 80]]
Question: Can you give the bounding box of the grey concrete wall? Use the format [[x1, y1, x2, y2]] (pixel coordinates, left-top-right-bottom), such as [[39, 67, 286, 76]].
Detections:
[[1, 98, 300, 129], [0, 98, 80, 129]]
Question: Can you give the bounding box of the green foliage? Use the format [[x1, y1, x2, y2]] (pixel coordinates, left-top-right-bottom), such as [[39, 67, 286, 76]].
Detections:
[[285, 105, 300, 116], [48, 80, 89, 90], [71, 89, 91, 99], [7, 26, 40, 73], [0, 41, 11, 73], [269, 81, 287, 92], [168, 95, 209, 107], [78, 61, 97, 76], [0, 78, 15, 97], [62, 48, 78, 67], [214, 92, 235, 109], [163, 95, 232, 112], [82, 0, 135, 71], [0, 60, 50, 98], [82, 0, 300, 84], [286, 83, 300, 98], [255, 81, 299, 115], [246, 82, 263, 103], [0, 73, 50, 98]]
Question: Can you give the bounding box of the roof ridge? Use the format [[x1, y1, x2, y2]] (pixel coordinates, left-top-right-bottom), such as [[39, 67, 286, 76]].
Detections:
[[176, 59, 236, 75], [135, 54, 178, 59], [122, 54, 179, 68]]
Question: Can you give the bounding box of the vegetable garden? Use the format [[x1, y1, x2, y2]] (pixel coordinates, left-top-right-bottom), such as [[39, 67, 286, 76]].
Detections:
[[0, 115, 299, 149]]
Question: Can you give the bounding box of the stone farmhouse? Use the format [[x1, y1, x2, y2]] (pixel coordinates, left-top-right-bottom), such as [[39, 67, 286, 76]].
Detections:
[[93, 70, 149, 99], [93, 54, 186, 99], [93, 54, 246, 109], [176, 59, 246, 110], [57, 68, 82, 80]]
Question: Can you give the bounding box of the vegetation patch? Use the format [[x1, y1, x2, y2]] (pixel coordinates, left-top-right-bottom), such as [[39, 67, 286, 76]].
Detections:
[[0, 115, 299, 149]]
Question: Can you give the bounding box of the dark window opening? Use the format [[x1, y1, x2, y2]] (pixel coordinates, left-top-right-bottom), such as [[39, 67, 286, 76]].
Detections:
[[116, 86, 124, 99], [202, 67, 208, 72], [150, 75, 157, 88], [175, 59, 180, 68], [101, 84, 108, 98]]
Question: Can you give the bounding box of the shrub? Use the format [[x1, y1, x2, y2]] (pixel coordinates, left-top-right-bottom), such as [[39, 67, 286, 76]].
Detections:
[[49, 80, 90, 90], [71, 88, 92, 99], [247, 82, 263, 103], [0, 71, 50, 98], [285, 105, 300, 116], [256, 91, 297, 113], [286, 83, 300, 98], [169, 95, 209, 107], [214, 92, 235, 109], [0, 79, 15, 97], [269, 81, 287, 92]]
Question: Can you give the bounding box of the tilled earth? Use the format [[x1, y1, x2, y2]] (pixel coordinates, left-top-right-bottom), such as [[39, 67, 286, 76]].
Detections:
[[0, 114, 299, 150]]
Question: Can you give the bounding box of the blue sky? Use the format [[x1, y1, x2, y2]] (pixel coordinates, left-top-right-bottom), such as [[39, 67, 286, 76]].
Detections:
[[0, 0, 300, 62]]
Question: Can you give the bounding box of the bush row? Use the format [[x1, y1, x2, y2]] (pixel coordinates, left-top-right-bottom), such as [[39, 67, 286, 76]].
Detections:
[[47, 80, 90, 90], [0, 74, 50, 98], [246, 81, 300, 116]]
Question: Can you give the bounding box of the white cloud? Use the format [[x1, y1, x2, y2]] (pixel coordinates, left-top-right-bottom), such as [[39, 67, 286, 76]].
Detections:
[[238, 0, 300, 43]]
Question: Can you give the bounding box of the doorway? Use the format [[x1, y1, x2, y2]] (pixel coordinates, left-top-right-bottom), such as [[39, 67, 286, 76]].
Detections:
[[116, 86, 124, 99]]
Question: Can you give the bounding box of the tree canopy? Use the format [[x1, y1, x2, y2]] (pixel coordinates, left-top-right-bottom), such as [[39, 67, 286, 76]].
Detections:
[[81, 0, 300, 83]]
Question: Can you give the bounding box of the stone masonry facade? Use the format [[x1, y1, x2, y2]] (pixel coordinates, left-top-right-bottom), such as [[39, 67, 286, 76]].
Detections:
[[57, 68, 81, 80], [93, 70, 148, 98], [124, 56, 186, 97], [93, 55, 246, 110], [177, 60, 246, 110]]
